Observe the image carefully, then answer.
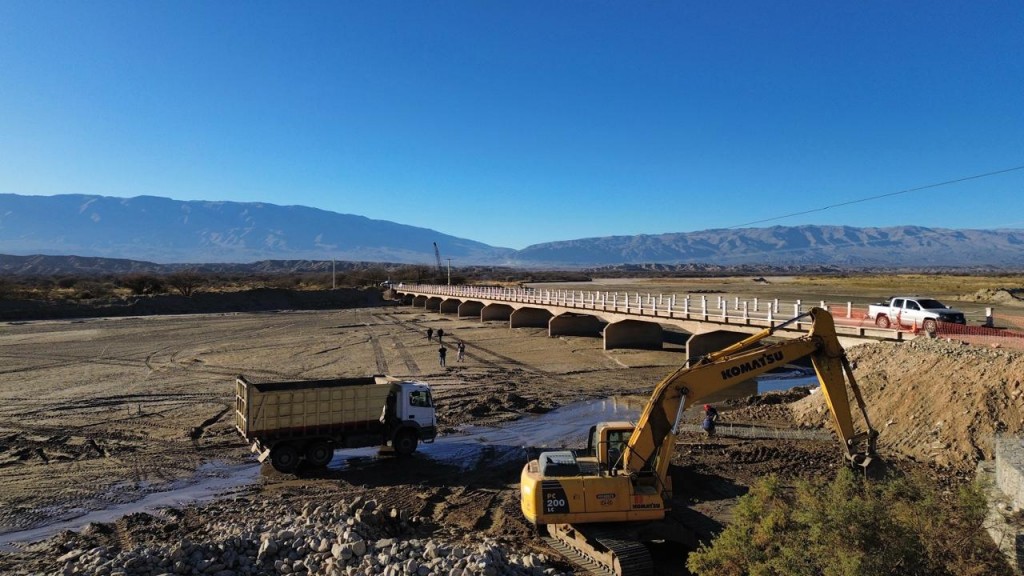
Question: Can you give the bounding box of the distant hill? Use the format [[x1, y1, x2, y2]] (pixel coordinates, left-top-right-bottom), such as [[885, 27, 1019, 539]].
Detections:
[[514, 226, 1024, 267], [1, 193, 1023, 269], [0, 194, 512, 265]]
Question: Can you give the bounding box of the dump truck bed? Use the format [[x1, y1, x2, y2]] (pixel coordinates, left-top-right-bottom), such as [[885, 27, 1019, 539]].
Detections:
[[234, 375, 392, 440]]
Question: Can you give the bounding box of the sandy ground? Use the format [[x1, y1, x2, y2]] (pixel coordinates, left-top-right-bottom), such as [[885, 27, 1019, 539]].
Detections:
[[0, 301, 1019, 574]]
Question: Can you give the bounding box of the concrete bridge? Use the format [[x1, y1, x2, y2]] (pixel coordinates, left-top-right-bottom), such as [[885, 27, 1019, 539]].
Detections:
[[390, 283, 907, 360]]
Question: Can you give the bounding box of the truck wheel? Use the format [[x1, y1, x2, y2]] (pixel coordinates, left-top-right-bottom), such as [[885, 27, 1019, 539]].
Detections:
[[922, 319, 937, 334], [270, 443, 300, 473], [305, 440, 334, 468], [393, 431, 418, 456], [875, 315, 890, 329]]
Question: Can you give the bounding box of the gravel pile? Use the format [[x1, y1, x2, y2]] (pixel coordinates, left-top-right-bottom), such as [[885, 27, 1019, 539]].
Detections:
[[18, 496, 566, 576]]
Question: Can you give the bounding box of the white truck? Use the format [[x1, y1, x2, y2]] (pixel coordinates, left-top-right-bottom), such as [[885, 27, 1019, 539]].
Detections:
[[234, 374, 437, 473], [867, 296, 966, 333]]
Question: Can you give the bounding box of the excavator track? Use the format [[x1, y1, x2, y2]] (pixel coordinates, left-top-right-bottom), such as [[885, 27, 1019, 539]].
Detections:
[[544, 523, 653, 576]]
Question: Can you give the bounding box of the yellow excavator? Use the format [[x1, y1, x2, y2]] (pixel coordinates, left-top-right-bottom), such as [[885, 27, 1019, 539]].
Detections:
[[520, 308, 877, 576]]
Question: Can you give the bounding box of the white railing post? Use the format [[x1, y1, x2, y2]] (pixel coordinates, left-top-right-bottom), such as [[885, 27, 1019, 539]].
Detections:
[[795, 300, 802, 317], [734, 296, 739, 310], [743, 301, 748, 321], [753, 297, 759, 312], [684, 295, 690, 315], [721, 300, 728, 321], [985, 308, 994, 327], [701, 295, 707, 320], [846, 302, 852, 319], [773, 298, 779, 314], [767, 308, 774, 325], [612, 293, 618, 309]]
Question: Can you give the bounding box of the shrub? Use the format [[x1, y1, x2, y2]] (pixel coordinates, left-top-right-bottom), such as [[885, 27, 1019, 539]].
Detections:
[[686, 468, 1010, 576], [73, 280, 114, 300], [120, 274, 165, 295]]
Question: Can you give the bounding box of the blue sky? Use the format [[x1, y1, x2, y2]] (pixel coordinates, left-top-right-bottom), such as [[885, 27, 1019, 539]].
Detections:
[[1, 2, 1022, 250]]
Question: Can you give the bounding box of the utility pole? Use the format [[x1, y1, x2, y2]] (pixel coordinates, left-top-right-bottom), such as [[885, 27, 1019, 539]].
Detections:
[[332, 259, 336, 289], [446, 258, 452, 285]]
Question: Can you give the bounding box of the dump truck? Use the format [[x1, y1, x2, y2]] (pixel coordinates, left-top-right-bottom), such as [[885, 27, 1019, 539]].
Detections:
[[234, 374, 437, 473]]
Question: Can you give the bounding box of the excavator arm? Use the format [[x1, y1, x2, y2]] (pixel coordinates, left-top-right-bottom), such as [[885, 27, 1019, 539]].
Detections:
[[624, 307, 877, 483]]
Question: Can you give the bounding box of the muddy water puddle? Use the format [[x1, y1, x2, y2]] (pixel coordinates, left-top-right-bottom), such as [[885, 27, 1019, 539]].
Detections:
[[332, 396, 642, 472], [0, 462, 260, 550]]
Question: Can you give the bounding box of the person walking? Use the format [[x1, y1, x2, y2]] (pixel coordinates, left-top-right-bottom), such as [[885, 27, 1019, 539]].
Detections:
[[702, 404, 720, 436], [437, 328, 444, 343], [457, 340, 465, 362], [426, 327, 433, 341], [438, 345, 448, 367]]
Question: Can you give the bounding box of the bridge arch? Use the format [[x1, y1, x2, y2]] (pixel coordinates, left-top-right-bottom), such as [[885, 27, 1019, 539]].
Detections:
[[511, 307, 553, 328], [604, 319, 663, 350], [458, 300, 484, 319], [550, 313, 605, 338], [439, 299, 460, 314], [482, 303, 514, 322]]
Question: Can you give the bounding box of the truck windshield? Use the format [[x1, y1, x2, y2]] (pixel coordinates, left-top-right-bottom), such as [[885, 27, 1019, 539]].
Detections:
[[916, 299, 947, 309], [409, 390, 433, 407]]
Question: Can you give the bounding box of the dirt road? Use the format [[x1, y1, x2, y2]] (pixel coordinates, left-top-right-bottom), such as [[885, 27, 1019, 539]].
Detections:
[[0, 303, 1013, 575]]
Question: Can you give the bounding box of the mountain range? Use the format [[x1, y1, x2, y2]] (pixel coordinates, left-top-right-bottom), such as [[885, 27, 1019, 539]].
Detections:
[[1, 193, 1023, 269]]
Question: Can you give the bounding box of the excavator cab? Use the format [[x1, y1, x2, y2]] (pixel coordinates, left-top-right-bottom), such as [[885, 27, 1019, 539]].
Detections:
[[586, 422, 634, 473]]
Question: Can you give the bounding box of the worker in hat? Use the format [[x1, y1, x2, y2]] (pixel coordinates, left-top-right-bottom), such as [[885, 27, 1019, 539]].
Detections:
[[702, 404, 720, 436]]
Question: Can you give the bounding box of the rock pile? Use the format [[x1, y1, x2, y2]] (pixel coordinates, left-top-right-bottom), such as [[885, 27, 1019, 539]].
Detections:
[[32, 496, 564, 576]]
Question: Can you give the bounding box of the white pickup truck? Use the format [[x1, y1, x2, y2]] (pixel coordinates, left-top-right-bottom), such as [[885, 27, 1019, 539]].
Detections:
[[867, 297, 967, 333]]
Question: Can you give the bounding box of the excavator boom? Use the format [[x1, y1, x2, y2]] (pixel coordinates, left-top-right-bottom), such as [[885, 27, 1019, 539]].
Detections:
[[625, 307, 876, 481]]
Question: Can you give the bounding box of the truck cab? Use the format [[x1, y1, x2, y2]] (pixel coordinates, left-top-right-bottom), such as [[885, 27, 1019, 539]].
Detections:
[[382, 381, 437, 449]]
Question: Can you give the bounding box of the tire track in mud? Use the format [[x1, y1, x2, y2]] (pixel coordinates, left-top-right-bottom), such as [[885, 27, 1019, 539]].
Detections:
[[369, 332, 389, 375], [369, 312, 420, 375], [371, 311, 557, 379]]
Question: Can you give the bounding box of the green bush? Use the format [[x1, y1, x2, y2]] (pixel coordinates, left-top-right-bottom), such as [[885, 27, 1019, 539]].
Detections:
[[686, 468, 1010, 576]]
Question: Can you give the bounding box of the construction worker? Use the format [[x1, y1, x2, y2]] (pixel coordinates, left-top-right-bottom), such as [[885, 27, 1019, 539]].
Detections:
[[702, 404, 720, 436]]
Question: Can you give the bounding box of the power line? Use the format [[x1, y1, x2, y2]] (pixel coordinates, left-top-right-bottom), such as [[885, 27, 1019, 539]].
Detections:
[[728, 164, 1024, 229]]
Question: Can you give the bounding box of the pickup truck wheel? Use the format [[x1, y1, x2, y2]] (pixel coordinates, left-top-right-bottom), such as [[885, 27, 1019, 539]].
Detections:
[[393, 431, 418, 456], [922, 319, 937, 334], [270, 443, 300, 473], [305, 440, 334, 468], [875, 315, 890, 329]]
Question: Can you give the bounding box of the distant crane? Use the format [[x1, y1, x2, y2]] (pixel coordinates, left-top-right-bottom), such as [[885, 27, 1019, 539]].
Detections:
[[432, 242, 451, 285], [433, 242, 443, 276]]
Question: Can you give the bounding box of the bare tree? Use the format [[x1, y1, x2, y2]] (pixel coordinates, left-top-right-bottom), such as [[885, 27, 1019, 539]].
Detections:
[[165, 270, 204, 297]]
